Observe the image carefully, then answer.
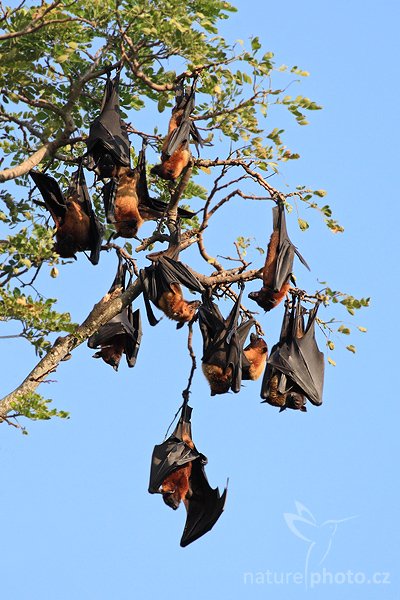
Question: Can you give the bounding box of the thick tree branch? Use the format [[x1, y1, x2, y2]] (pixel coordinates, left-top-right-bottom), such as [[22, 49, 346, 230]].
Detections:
[[0, 279, 143, 419], [0, 140, 61, 182]]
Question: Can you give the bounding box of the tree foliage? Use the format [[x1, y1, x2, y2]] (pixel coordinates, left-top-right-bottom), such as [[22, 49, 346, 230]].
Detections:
[[0, 0, 368, 427]]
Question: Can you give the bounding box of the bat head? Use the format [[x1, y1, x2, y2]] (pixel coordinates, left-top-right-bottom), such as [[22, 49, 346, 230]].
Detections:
[[248, 332, 268, 352], [92, 343, 124, 371], [286, 392, 307, 412], [54, 237, 79, 259], [162, 490, 181, 510], [91, 146, 119, 179], [174, 299, 201, 323], [115, 218, 140, 239], [248, 288, 277, 312], [150, 163, 177, 182]]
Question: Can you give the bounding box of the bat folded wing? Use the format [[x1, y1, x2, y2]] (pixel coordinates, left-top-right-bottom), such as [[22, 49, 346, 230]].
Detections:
[[180, 458, 228, 548]]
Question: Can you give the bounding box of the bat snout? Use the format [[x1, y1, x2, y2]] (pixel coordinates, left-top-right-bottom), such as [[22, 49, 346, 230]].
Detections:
[[162, 491, 180, 510]]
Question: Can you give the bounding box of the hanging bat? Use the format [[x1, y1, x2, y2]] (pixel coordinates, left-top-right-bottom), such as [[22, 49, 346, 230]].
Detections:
[[148, 403, 227, 547], [199, 286, 256, 395], [248, 202, 310, 311], [151, 78, 205, 181], [29, 164, 103, 265], [87, 257, 142, 370], [140, 228, 204, 327], [86, 70, 131, 179], [102, 144, 195, 239], [261, 298, 324, 410], [242, 333, 268, 382]]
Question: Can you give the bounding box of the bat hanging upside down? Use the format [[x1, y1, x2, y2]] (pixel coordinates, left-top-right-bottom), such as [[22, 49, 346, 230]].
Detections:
[[161, 429, 195, 510], [249, 202, 309, 312], [140, 243, 204, 327], [29, 166, 103, 265], [242, 333, 268, 381], [149, 404, 227, 547], [151, 78, 204, 181], [103, 149, 196, 240], [199, 286, 266, 395]]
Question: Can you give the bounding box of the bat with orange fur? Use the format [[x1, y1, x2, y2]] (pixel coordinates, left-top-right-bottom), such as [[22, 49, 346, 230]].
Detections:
[[86, 70, 130, 180], [149, 404, 227, 547], [261, 298, 324, 410], [102, 145, 195, 239], [248, 202, 310, 311], [29, 164, 103, 265], [199, 286, 256, 395], [87, 257, 142, 370], [151, 78, 204, 181], [140, 228, 204, 327], [242, 333, 268, 382]]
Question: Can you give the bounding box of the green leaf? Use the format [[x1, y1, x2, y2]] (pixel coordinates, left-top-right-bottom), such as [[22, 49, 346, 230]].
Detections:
[[298, 218, 309, 231], [338, 325, 351, 335]]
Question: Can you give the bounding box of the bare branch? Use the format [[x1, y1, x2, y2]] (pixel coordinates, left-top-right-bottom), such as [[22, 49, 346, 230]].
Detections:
[[193, 90, 269, 122]]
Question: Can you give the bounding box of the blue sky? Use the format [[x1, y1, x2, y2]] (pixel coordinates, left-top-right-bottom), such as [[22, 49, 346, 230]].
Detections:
[[1, 0, 399, 598]]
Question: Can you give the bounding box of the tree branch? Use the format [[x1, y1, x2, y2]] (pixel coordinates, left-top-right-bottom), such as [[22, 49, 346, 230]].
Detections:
[[0, 279, 143, 419]]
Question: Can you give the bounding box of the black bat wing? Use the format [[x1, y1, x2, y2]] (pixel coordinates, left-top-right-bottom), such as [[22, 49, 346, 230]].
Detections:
[[180, 457, 228, 547], [228, 318, 255, 393], [163, 81, 197, 158], [273, 203, 310, 291], [164, 119, 192, 158], [142, 196, 195, 220], [87, 308, 142, 367], [69, 163, 103, 265], [292, 302, 324, 405], [266, 301, 324, 405], [198, 297, 227, 364], [124, 308, 142, 367], [102, 178, 118, 223], [199, 289, 254, 392], [88, 258, 141, 363], [29, 170, 66, 225], [148, 404, 199, 493], [133, 147, 194, 219], [159, 256, 204, 294], [86, 73, 130, 173], [148, 438, 199, 494], [139, 267, 160, 326], [87, 310, 130, 347], [260, 301, 295, 400]]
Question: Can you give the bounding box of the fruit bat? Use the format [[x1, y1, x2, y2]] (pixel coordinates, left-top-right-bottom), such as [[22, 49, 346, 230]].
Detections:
[[261, 298, 324, 410], [29, 164, 103, 265], [198, 286, 255, 395], [139, 229, 204, 327], [148, 403, 227, 547], [102, 144, 195, 239], [242, 333, 268, 382], [86, 70, 130, 179], [87, 257, 142, 370], [151, 78, 205, 181], [248, 202, 310, 311]]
